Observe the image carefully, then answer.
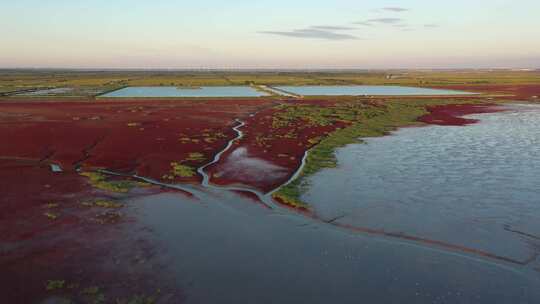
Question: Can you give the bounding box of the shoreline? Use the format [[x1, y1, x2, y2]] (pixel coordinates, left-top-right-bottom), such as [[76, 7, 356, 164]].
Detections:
[[0, 95, 533, 303], [272, 101, 505, 208]]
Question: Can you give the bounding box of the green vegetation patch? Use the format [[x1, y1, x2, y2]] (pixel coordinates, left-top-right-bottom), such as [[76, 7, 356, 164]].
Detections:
[[273, 99, 478, 207], [186, 152, 206, 162], [81, 199, 124, 209], [272, 192, 309, 210], [162, 162, 197, 180], [44, 212, 59, 220], [2, 70, 539, 98], [271, 102, 370, 129], [80, 172, 137, 193], [179, 131, 227, 145], [46, 280, 66, 291], [43, 202, 60, 209], [162, 152, 209, 181], [171, 162, 196, 177]]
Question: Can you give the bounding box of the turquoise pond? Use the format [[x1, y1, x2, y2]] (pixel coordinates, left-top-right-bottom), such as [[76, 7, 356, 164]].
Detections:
[[276, 85, 475, 96], [101, 86, 269, 98], [101, 85, 474, 97]]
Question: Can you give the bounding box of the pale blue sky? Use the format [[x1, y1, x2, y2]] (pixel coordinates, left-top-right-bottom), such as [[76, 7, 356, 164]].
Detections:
[[1, 0, 539, 68]]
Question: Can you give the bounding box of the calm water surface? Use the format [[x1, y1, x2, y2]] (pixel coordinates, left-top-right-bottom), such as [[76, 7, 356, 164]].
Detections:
[[102, 85, 473, 97], [304, 104, 540, 262], [276, 85, 475, 96], [133, 191, 540, 304], [102, 86, 269, 98]]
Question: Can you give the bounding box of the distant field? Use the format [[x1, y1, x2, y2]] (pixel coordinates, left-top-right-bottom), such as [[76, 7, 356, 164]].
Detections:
[[1, 69, 539, 97]]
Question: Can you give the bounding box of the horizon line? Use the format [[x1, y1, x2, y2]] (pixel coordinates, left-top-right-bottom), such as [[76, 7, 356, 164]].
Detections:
[[1, 67, 539, 72]]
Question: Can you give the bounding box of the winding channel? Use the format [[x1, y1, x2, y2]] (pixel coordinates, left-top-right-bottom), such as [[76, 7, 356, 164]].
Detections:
[[98, 118, 307, 210], [100, 115, 540, 270], [196, 119, 278, 209], [196, 118, 312, 210]]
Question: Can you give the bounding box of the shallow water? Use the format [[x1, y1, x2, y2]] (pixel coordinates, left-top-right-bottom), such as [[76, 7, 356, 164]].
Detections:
[[49, 164, 63, 172], [101, 86, 268, 98], [132, 191, 540, 304], [276, 85, 474, 96], [304, 104, 540, 263]]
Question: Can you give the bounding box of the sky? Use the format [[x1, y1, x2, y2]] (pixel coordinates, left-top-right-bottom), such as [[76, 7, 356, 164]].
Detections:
[[1, 0, 540, 69]]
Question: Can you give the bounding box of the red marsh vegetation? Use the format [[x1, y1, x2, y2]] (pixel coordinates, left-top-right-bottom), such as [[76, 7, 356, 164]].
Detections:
[[0, 159, 181, 303], [419, 104, 503, 126], [0, 99, 272, 183], [206, 99, 350, 193]]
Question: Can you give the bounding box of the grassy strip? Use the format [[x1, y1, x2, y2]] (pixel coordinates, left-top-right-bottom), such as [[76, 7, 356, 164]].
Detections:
[[2, 71, 539, 98], [80, 171, 142, 193], [272, 99, 474, 208]]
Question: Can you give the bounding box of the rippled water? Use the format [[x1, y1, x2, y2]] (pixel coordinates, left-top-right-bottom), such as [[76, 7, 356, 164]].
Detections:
[[276, 85, 475, 96], [304, 104, 540, 262], [101, 86, 269, 97]]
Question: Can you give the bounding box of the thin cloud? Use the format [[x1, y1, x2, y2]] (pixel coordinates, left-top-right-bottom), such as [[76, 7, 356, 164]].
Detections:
[[383, 7, 409, 12], [367, 18, 403, 24], [400, 26, 416, 32], [355, 21, 373, 26], [310, 25, 357, 31], [259, 28, 358, 40], [354, 18, 405, 27]]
